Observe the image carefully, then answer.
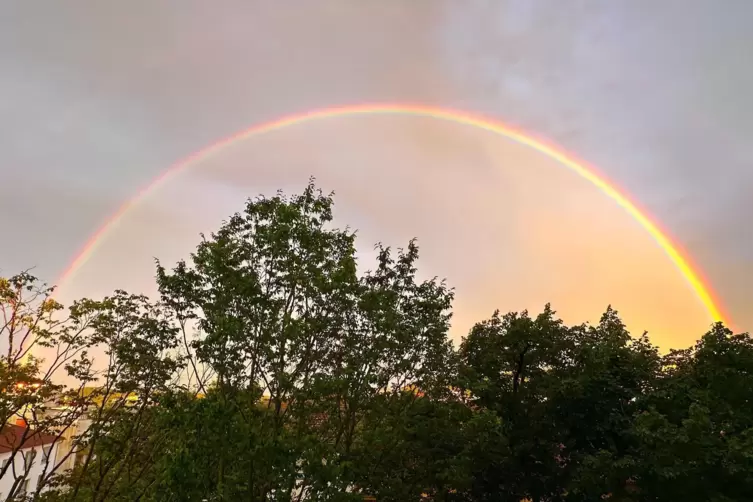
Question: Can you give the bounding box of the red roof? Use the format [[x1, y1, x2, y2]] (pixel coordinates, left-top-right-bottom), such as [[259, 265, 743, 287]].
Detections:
[[0, 424, 57, 454]]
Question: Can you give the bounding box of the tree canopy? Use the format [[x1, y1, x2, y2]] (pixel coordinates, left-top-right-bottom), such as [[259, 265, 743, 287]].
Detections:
[[1, 180, 750, 501]]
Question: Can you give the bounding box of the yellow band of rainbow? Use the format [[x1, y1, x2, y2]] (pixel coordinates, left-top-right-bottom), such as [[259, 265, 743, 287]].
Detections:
[[57, 103, 728, 325]]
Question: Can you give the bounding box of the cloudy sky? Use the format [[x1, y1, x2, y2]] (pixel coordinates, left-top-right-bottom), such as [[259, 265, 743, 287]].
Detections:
[[1, 1, 750, 350]]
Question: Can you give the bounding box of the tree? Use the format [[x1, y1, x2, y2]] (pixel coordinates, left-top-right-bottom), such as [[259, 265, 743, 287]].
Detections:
[[48, 291, 183, 502], [550, 307, 660, 501], [0, 272, 107, 501], [153, 180, 456, 500], [457, 305, 572, 501], [625, 323, 753, 501], [154, 180, 362, 500], [6, 180, 749, 502], [457, 305, 663, 501]]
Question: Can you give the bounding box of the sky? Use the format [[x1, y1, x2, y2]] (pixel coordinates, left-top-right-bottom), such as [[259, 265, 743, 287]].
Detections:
[[0, 1, 751, 350]]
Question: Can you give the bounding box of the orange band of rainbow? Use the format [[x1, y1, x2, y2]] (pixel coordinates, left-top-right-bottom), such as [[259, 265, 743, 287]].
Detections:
[[57, 103, 728, 325]]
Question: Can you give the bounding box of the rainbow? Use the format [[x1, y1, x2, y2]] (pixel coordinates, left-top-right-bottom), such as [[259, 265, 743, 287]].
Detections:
[[57, 103, 728, 324]]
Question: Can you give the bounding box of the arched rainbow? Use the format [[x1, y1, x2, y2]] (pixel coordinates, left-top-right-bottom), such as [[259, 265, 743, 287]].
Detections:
[[57, 103, 728, 324]]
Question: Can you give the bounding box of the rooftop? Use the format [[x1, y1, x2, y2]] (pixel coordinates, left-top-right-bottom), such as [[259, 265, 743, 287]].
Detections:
[[0, 424, 57, 454]]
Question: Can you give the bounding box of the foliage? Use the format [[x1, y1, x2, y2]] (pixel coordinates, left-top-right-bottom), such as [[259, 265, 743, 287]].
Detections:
[[2, 180, 751, 501]]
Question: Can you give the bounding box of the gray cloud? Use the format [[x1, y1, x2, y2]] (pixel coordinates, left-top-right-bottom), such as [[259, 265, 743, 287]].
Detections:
[[1, 0, 750, 342]]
